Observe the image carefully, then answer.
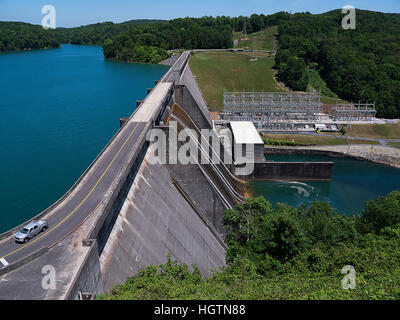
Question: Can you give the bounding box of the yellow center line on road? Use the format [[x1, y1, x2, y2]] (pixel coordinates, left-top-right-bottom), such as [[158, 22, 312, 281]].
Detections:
[[0, 122, 141, 261]]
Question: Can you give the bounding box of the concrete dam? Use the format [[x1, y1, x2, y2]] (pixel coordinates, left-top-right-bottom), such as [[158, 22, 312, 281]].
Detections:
[[0, 51, 332, 299], [0, 51, 245, 299]]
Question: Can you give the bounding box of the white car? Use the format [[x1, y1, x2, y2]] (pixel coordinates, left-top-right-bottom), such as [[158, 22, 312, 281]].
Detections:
[[13, 220, 48, 243]]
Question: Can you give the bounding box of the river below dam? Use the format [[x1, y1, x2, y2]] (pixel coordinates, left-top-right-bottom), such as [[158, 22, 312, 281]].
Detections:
[[250, 154, 400, 216], [0, 44, 169, 233]]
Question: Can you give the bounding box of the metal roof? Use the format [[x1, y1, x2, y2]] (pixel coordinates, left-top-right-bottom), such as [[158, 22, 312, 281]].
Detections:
[[229, 121, 264, 145]]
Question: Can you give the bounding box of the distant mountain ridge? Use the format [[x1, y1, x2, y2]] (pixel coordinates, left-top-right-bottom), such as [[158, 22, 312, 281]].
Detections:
[[120, 19, 167, 25], [0, 19, 167, 28]]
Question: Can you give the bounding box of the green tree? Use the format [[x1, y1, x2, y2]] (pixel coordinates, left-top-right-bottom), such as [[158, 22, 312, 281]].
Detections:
[[103, 38, 115, 58], [278, 57, 308, 91], [356, 191, 400, 234], [261, 206, 306, 261]]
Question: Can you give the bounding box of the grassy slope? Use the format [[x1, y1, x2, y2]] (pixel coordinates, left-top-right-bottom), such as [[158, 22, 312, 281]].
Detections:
[[233, 26, 278, 51], [320, 96, 345, 104], [189, 51, 345, 111], [307, 68, 338, 98], [189, 52, 282, 111], [346, 123, 400, 139]]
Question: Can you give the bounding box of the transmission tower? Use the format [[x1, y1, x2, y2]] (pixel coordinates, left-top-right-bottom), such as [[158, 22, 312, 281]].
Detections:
[[272, 38, 277, 53], [243, 18, 248, 39]]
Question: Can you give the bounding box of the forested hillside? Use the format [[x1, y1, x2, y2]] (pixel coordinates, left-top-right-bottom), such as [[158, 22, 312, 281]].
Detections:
[[55, 20, 167, 46], [275, 10, 400, 118], [99, 13, 291, 65], [0, 20, 166, 51], [0, 22, 59, 51], [102, 17, 233, 63], [100, 192, 400, 300]]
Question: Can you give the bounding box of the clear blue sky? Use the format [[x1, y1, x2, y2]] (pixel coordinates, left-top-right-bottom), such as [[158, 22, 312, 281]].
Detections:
[[0, 0, 398, 27]]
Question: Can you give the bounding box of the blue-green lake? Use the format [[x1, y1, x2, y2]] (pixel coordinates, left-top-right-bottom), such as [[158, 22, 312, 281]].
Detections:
[[0, 44, 169, 233], [251, 154, 400, 216]]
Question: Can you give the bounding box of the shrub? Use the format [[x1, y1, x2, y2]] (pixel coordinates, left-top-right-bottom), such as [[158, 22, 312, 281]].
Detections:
[[356, 191, 400, 234]]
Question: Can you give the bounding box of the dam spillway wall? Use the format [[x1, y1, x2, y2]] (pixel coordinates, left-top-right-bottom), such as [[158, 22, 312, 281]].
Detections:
[[99, 148, 227, 292], [175, 64, 213, 130]]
